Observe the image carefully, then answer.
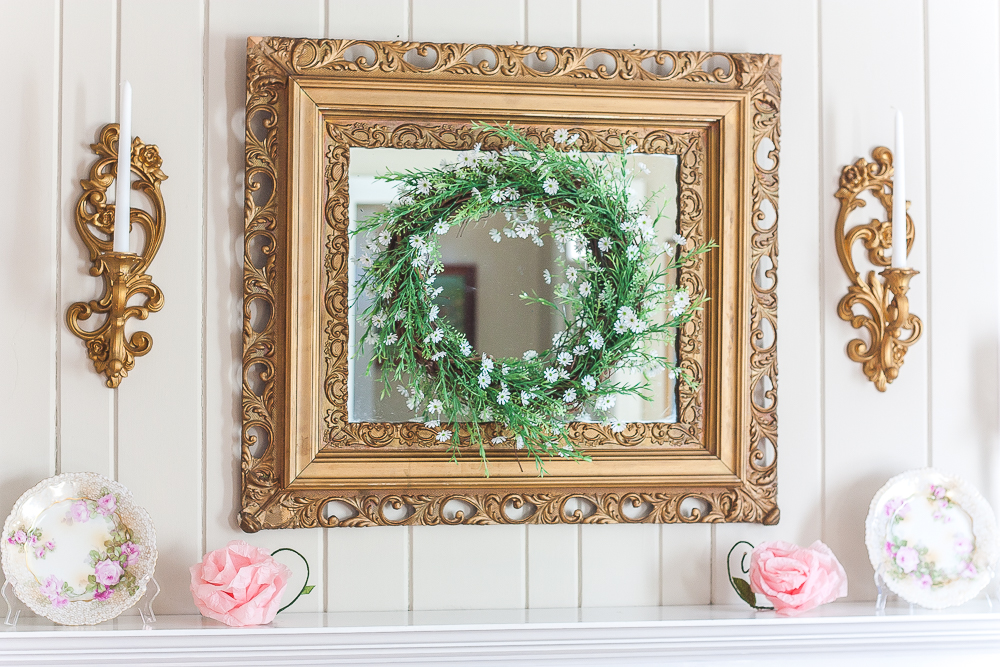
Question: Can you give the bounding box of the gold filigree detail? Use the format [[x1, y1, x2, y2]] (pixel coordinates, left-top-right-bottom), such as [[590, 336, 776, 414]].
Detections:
[[835, 147, 921, 391], [240, 38, 780, 530], [66, 124, 166, 387]]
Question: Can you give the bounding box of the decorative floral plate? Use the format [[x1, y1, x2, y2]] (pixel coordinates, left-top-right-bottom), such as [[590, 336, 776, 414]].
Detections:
[[1, 472, 157, 625], [865, 468, 998, 609]]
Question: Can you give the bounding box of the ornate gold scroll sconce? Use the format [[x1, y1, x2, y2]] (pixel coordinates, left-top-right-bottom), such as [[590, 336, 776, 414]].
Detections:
[[66, 124, 166, 387], [835, 147, 921, 391]]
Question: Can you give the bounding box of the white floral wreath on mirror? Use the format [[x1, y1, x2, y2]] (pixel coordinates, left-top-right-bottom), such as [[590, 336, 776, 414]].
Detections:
[[354, 124, 711, 474]]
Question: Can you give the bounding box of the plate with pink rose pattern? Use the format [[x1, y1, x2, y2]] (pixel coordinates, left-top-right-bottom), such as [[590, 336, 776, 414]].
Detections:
[[1, 472, 157, 625], [866, 468, 998, 609]]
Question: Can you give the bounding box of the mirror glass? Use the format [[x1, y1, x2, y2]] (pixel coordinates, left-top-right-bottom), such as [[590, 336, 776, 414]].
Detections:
[[347, 147, 681, 425]]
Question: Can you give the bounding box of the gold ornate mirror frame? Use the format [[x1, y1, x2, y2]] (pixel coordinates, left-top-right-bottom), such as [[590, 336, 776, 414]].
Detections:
[[241, 38, 780, 530]]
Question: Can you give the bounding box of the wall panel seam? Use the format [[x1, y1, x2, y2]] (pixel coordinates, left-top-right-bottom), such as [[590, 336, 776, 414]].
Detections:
[[199, 0, 210, 561], [922, 0, 933, 469], [816, 0, 827, 544], [54, 0, 65, 477], [112, 0, 123, 482]]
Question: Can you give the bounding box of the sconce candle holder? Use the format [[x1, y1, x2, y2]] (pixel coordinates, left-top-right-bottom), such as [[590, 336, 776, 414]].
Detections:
[[66, 124, 166, 388], [835, 146, 922, 391]]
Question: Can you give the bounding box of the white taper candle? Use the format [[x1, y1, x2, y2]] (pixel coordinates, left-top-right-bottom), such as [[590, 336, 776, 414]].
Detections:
[[113, 81, 132, 253], [891, 109, 907, 269]]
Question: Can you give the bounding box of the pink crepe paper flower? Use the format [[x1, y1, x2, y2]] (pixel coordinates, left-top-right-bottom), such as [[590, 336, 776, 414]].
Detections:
[[189, 540, 291, 627], [97, 494, 117, 516], [748, 540, 848, 616], [95, 559, 124, 587]]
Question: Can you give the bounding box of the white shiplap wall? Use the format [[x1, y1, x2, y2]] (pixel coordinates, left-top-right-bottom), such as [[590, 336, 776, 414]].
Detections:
[[1, 0, 998, 614]]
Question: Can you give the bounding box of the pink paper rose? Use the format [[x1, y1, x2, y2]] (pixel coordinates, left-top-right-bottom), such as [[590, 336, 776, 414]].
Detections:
[[749, 540, 848, 616], [189, 540, 291, 627]]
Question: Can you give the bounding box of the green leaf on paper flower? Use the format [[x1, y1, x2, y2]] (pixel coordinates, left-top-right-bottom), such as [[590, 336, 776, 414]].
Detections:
[[731, 577, 757, 608], [301, 585, 315, 595]]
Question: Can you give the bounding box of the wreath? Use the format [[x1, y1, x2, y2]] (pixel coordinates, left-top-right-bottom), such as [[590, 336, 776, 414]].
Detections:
[[354, 124, 710, 474]]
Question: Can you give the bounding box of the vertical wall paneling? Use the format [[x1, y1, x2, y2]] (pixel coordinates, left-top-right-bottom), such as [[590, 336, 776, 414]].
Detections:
[[324, 0, 412, 613], [526, 0, 577, 47], [581, 524, 660, 607], [116, 0, 206, 614], [412, 526, 527, 609], [411, 0, 524, 44], [926, 0, 1000, 513], [580, 0, 657, 50], [57, 0, 116, 478], [659, 0, 709, 51], [0, 0, 59, 590], [710, 0, 824, 604], [820, 0, 929, 600], [203, 0, 326, 614], [327, 0, 408, 40]]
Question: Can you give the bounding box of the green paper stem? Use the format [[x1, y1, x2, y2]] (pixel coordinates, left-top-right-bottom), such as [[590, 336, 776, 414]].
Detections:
[[726, 540, 774, 611], [271, 547, 314, 614]]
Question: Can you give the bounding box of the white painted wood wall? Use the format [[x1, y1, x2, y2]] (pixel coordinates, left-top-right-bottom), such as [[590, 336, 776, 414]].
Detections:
[[1, 0, 997, 615]]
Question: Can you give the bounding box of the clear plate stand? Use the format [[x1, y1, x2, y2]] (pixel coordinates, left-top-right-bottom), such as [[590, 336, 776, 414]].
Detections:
[[3, 577, 160, 629], [875, 566, 999, 614]]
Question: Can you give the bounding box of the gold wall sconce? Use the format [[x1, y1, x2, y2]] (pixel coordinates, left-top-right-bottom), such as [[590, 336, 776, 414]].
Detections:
[[66, 123, 167, 387], [835, 146, 921, 391]]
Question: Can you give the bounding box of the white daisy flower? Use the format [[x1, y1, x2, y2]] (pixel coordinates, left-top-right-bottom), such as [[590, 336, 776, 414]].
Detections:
[[557, 351, 573, 366], [558, 368, 570, 380], [501, 364, 510, 376], [395, 309, 407, 321], [544, 367, 559, 382], [563, 388, 577, 403], [431, 351, 446, 361], [359, 254, 373, 269], [424, 329, 444, 344], [606, 418, 625, 434], [433, 221, 449, 235], [496, 383, 511, 405], [515, 435, 525, 450], [573, 345, 589, 356], [625, 143, 637, 154], [578, 282, 592, 297], [543, 269, 552, 284], [397, 194, 414, 205], [490, 228, 502, 243], [674, 289, 691, 310], [578, 412, 591, 422], [428, 286, 444, 299], [371, 313, 387, 329], [582, 375, 596, 391], [478, 371, 491, 389], [532, 234, 544, 247], [396, 385, 409, 397], [428, 305, 440, 322], [586, 330, 604, 350], [568, 149, 581, 159], [376, 230, 392, 247], [553, 128, 569, 144], [626, 245, 640, 260], [565, 267, 578, 283], [503, 227, 516, 238], [424, 419, 440, 428], [459, 341, 473, 357], [416, 178, 432, 195], [482, 357, 494, 372], [598, 237, 611, 252], [435, 430, 452, 442], [523, 349, 538, 361], [673, 233, 687, 246], [664, 243, 675, 257], [613, 319, 629, 335], [543, 177, 559, 195], [384, 333, 398, 345], [471, 186, 482, 200], [520, 390, 533, 406], [595, 394, 616, 411], [637, 161, 650, 174], [490, 190, 506, 203], [480, 407, 494, 421], [491, 436, 508, 445], [427, 399, 443, 414]]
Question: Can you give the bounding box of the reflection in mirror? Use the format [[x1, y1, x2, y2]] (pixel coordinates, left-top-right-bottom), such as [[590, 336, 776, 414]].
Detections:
[[347, 147, 681, 425]]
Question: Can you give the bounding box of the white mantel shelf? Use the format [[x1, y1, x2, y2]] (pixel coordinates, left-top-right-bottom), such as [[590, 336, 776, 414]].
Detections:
[[3, 601, 1000, 666]]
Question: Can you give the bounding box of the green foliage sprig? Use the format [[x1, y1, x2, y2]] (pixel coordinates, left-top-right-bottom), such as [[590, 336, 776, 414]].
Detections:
[[353, 123, 712, 475]]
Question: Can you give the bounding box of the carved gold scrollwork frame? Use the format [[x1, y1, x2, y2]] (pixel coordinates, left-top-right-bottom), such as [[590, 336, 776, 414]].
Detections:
[[66, 124, 167, 388], [241, 38, 780, 530], [835, 147, 921, 391]]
